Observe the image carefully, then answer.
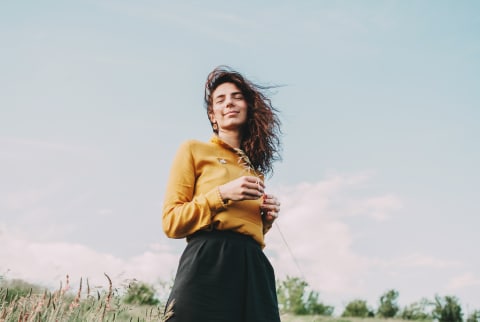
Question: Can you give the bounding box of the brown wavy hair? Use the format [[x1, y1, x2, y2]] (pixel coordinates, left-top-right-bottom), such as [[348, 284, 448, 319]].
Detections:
[[204, 65, 282, 176]]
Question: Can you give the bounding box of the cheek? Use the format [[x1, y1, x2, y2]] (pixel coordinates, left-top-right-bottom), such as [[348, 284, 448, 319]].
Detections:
[[210, 107, 222, 119], [240, 106, 249, 119]]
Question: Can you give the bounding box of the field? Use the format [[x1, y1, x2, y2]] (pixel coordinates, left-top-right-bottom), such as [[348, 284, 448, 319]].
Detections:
[[0, 294, 425, 322], [0, 294, 427, 322], [281, 315, 426, 322], [0, 276, 433, 322]]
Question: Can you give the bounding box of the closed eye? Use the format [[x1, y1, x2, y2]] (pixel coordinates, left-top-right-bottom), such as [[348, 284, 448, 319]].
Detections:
[[232, 93, 244, 100], [215, 94, 225, 104]]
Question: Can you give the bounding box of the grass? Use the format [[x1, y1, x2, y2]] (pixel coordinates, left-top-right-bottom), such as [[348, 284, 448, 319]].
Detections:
[[1, 275, 431, 322], [280, 315, 430, 322], [0, 274, 166, 322]]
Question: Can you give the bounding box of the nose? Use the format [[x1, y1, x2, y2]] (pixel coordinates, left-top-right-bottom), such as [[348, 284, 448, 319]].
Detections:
[[225, 95, 234, 108]]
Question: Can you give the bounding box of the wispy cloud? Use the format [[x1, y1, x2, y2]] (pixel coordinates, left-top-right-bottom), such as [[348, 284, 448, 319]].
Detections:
[[98, 2, 258, 48], [266, 173, 401, 300], [0, 172, 472, 310], [2, 172, 399, 304], [0, 226, 178, 292], [0, 186, 60, 211], [0, 137, 100, 158], [378, 253, 462, 269], [348, 194, 403, 221], [446, 272, 480, 291]]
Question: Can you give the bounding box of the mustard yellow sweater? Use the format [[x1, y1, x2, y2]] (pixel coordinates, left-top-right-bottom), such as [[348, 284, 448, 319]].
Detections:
[[162, 135, 268, 247]]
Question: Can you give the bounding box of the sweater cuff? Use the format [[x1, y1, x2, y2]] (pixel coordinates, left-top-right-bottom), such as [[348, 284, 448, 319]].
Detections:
[[205, 187, 230, 212]]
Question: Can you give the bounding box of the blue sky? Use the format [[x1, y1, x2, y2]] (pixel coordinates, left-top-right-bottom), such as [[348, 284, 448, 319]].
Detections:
[[1, 0, 479, 315]]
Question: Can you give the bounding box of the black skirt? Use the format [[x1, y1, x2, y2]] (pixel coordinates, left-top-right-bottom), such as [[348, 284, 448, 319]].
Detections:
[[164, 230, 281, 322]]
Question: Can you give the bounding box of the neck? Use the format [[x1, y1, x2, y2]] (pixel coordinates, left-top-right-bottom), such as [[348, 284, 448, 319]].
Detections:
[[217, 130, 242, 149]]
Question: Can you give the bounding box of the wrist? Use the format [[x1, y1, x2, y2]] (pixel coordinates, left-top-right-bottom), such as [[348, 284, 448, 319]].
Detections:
[[217, 187, 229, 208]]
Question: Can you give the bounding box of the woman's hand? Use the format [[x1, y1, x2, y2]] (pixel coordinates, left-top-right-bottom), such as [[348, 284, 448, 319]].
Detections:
[[260, 194, 281, 230], [218, 176, 265, 202]]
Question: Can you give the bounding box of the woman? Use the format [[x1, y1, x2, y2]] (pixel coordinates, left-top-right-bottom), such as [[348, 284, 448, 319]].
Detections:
[[162, 66, 282, 322]]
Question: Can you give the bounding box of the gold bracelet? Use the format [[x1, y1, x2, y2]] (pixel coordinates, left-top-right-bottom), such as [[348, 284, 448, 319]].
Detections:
[[217, 187, 228, 208]]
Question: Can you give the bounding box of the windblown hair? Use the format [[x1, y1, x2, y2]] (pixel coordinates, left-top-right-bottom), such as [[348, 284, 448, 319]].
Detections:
[[204, 65, 282, 176]]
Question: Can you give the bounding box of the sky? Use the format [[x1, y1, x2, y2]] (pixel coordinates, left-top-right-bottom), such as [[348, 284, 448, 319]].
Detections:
[[1, 0, 479, 315]]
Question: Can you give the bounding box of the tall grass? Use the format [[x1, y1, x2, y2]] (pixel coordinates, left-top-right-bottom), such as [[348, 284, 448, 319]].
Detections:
[[1, 275, 432, 322], [0, 274, 165, 322], [280, 315, 431, 322]]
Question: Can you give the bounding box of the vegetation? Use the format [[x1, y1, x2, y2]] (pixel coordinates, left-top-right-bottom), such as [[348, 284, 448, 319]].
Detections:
[[123, 281, 160, 306], [467, 310, 480, 322], [0, 274, 164, 321], [432, 295, 463, 322], [0, 274, 477, 321], [377, 289, 399, 318], [277, 276, 333, 316], [399, 298, 432, 320], [341, 299, 374, 318], [0, 278, 43, 305]]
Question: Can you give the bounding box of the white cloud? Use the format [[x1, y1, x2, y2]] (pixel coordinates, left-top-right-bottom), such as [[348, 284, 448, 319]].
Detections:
[[2, 173, 476, 312], [97, 208, 114, 216], [2, 173, 393, 306], [265, 173, 400, 304], [263, 174, 475, 309], [0, 226, 179, 292], [446, 272, 480, 291], [98, 2, 253, 48], [0, 137, 99, 157], [355, 194, 403, 221], [382, 253, 462, 269]]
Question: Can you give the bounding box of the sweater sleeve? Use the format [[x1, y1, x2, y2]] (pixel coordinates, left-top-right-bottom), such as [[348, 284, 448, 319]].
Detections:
[[162, 141, 227, 238]]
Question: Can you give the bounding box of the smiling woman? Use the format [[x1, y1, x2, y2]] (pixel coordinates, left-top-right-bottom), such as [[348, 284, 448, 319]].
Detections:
[[209, 82, 248, 134], [162, 66, 283, 321]]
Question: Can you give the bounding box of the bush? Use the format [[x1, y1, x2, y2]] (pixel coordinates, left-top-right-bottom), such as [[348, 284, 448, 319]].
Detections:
[[341, 299, 374, 318], [467, 309, 480, 322], [276, 276, 333, 316], [123, 281, 160, 306], [432, 295, 463, 322], [400, 298, 433, 320], [304, 290, 334, 316], [0, 278, 44, 304], [377, 289, 400, 318]]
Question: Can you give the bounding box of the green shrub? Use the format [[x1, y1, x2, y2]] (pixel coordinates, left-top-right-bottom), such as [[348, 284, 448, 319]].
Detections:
[[0, 278, 44, 304], [276, 276, 333, 316], [467, 310, 480, 322], [123, 281, 160, 306], [341, 299, 374, 318], [377, 289, 400, 318], [400, 298, 433, 320], [432, 295, 463, 322]]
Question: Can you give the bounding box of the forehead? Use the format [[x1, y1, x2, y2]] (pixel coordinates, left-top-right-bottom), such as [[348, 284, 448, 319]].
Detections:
[[212, 82, 241, 97]]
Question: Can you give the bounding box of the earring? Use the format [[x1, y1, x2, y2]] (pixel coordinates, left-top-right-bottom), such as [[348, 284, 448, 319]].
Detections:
[[212, 122, 218, 131]]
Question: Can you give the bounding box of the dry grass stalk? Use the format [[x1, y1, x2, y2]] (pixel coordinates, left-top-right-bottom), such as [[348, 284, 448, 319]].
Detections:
[[86, 278, 91, 298], [162, 299, 175, 322], [68, 277, 82, 312], [101, 273, 113, 321], [1, 273, 169, 322]]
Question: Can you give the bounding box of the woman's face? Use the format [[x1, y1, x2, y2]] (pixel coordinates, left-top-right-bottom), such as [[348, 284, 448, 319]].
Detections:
[[209, 82, 248, 134]]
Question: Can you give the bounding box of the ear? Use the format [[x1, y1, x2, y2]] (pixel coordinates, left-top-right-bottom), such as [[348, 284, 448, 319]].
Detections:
[[208, 111, 216, 124]]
